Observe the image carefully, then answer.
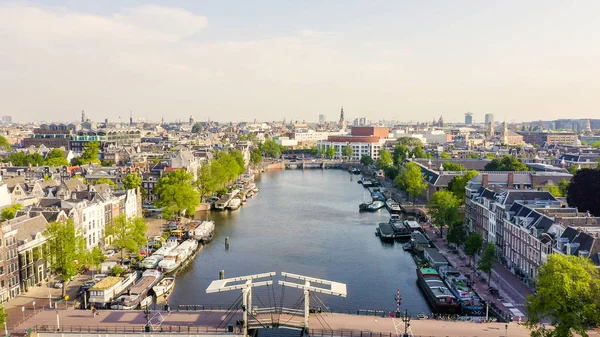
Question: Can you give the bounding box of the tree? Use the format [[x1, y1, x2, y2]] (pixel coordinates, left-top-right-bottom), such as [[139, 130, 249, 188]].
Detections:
[[1, 203, 22, 221], [566, 168, 600, 216], [191, 122, 203, 133], [326, 147, 335, 159], [7, 152, 28, 166], [440, 151, 452, 159], [466, 152, 479, 159], [484, 155, 529, 171], [0, 136, 11, 151], [94, 177, 116, 187], [526, 255, 600, 337], [122, 173, 142, 190], [45, 219, 86, 297], [154, 170, 200, 219], [28, 153, 45, 166], [443, 162, 466, 171], [79, 142, 101, 165], [196, 162, 217, 201], [230, 149, 246, 172], [262, 139, 282, 158], [88, 247, 106, 272], [250, 149, 262, 166], [447, 221, 467, 248], [427, 190, 460, 237], [567, 165, 580, 175], [342, 146, 354, 159], [397, 137, 423, 147], [0, 306, 6, 334], [392, 144, 409, 165], [394, 162, 427, 204], [376, 149, 393, 168], [106, 215, 148, 259], [45, 148, 69, 166], [477, 244, 496, 286], [410, 146, 426, 159], [447, 170, 479, 204], [360, 155, 373, 166], [464, 233, 483, 267], [590, 141, 600, 148]]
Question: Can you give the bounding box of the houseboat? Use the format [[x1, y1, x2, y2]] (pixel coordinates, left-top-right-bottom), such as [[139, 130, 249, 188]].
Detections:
[[404, 220, 423, 233], [112, 270, 163, 310], [416, 267, 459, 313], [153, 276, 175, 298], [439, 266, 485, 316], [367, 200, 385, 211], [214, 198, 229, 210], [158, 239, 199, 273], [359, 201, 373, 212], [88, 272, 137, 309], [228, 197, 242, 210], [188, 220, 215, 242], [385, 199, 402, 214]]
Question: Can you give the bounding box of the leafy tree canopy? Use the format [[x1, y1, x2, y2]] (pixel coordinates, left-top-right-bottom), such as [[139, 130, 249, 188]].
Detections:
[[394, 162, 427, 203], [154, 169, 200, 219], [262, 139, 282, 158], [477, 244, 496, 286], [447, 221, 467, 247], [122, 173, 142, 190], [410, 146, 427, 159], [0, 136, 11, 151], [191, 122, 203, 133], [106, 215, 148, 259], [376, 149, 393, 168], [250, 149, 263, 166], [360, 155, 373, 166], [93, 177, 116, 187], [326, 147, 335, 158], [392, 144, 410, 165], [440, 151, 452, 159], [342, 146, 354, 158], [447, 170, 479, 204], [566, 168, 600, 216], [1, 203, 22, 221], [45, 148, 69, 166], [526, 254, 600, 337], [466, 152, 480, 159], [397, 137, 423, 147], [427, 190, 460, 237], [484, 155, 529, 171], [443, 162, 466, 171], [79, 142, 101, 165], [590, 141, 600, 148], [464, 233, 483, 266], [7, 152, 45, 167]]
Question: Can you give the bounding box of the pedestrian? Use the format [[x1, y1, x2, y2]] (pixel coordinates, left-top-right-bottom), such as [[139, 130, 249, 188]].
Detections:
[[91, 306, 96, 317]]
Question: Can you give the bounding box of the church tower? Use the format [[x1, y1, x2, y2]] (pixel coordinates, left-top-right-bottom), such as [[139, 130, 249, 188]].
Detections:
[[81, 110, 86, 123], [487, 122, 495, 139], [129, 111, 133, 126], [438, 115, 444, 127], [339, 106, 346, 130], [501, 122, 508, 144]]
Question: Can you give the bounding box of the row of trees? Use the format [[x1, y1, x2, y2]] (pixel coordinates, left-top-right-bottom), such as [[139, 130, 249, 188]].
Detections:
[[6, 148, 69, 167]]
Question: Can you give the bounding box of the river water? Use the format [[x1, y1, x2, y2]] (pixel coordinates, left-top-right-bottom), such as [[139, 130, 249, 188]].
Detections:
[[169, 169, 429, 314]]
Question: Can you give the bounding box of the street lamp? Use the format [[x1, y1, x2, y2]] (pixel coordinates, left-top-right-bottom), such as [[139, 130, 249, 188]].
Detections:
[[56, 311, 60, 331], [401, 309, 411, 337], [144, 304, 151, 332], [505, 324, 508, 337]]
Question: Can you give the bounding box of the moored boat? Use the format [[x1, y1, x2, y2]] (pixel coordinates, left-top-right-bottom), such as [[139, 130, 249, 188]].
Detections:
[[188, 220, 215, 242], [366, 200, 385, 211], [153, 276, 175, 298], [386, 199, 402, 213], [158, 239, 199, 274], [439, 266, 485, 316], [112, 270, 162, 310], [228, 197, 242, 210], [416, 267, 459, 313]]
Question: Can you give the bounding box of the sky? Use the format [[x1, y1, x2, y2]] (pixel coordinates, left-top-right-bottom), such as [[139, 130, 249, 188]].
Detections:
[[1, 1, 599, 124]]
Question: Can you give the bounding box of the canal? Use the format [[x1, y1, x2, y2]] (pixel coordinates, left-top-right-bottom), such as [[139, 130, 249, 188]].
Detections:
[[169, 169, 430, 314]]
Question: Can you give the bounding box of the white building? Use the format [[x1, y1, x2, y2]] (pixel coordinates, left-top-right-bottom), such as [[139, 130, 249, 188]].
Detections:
[[316, 137, 386, 160]]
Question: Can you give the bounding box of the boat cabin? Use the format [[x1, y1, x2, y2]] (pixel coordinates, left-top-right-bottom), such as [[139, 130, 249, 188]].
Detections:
[[423, 247, 449, 270], [404, 220, 422, 232], [88, 273, 137, 308]]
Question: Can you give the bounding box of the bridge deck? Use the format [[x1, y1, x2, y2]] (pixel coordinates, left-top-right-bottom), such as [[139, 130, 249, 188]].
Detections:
[[17, 309, 536, 337]]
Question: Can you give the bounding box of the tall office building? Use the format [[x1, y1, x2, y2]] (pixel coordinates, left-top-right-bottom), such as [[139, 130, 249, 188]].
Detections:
[[319, 114, 326, 123], [464, 112, 473, 125], [1, 116, 12, 124], [485, 113, 494, 126]]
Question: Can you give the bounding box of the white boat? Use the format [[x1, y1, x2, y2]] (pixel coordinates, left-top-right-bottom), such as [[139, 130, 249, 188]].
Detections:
[[158, 239, 199, 273], [153, 277, 175, 298], [228, 197, 242, 210], [247, 183, 259, 193], [386, 199, 402, 213], [88, 272, 137, 309], [214, 198, 229, 210], [367, 200, 385, 211], [140, 295, 153, 309], [139, 255, 164, 269], [112, 270, 162, 310], [188, 220, 215, 242]]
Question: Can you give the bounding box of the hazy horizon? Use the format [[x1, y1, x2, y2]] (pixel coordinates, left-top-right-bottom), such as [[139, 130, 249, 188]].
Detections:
[[1, 1, 599, 123]]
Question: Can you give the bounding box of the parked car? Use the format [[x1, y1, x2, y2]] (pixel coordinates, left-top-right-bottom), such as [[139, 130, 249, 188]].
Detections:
[[93, 274, 107, 282], [54, 281, 64, 289], [79, 281, 96, 293], [105, 250, 115, 258]]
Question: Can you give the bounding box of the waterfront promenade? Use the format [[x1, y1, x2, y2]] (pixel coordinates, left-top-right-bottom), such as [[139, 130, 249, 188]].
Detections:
[[17, 309, 537, 337]]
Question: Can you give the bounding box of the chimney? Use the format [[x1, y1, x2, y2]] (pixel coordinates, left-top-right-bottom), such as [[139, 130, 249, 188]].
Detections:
[[482, 174, 489, 188], [507, 172, 514, 189]]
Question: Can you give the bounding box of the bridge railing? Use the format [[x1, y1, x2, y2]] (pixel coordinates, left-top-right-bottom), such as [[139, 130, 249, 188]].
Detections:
[[30, 325, 230, 334], [309, 330, 438, 337]]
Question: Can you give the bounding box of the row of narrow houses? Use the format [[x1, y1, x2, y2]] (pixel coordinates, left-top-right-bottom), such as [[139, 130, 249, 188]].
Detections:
[[464, 171, 600, 287], [0, 176, 141, 303]]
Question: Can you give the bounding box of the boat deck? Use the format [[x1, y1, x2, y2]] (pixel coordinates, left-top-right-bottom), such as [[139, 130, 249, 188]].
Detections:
[[130, 276, 157, 295], [377, 223, 395, 238]]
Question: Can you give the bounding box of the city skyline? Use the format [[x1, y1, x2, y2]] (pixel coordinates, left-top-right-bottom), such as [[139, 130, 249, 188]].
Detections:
[[1, 1, 600, 123]]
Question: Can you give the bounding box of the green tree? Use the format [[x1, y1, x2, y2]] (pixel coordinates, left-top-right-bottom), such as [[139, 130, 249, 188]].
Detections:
[[1, 203, 23, 221], [447, 221, 467, 248], [93, 177, 116, 187], [376, 149, 393, 168], [109, 265, 125, 277], [326, 147, 335, 159], [443, 162, 467, 171], [154, 170, 200, 219], [466, 152, 480, 159], [0, 136, 11, 151], [477, 244, 496, 286], [440, 151, 452, 159], [392, 144, 409, 165], [447, 170, 479, 204], [196, 162, 217, 201], [342, 146, 354, 159], [397, 137, 423, 147], [410, 146, 426, 159], [122, 173, 142, 190], [79, 142, 101, 165], [215, 151, 243, 182], [28, 153, 45, 166], [250, 149, 263, 166], [262, 139, 282, 158], [7, 152, 29, 166], [88, 247, 106, 272], [567, 165, 579, 175], [484, 155, 529, 171], [230, 149, 246, 172], [526, 255, 600, 337], [394, 162, 427, 204], [590, 141, 600, 148], [45, 148, 69, 166], [0, 306, 7, 334], [464, 233, 483, 267], [427, 190, 460, 237], [360, 155, 373, 166], [106, 215, 148, 259], [191, 122, 203, 133], [45, 219, 86, 297]]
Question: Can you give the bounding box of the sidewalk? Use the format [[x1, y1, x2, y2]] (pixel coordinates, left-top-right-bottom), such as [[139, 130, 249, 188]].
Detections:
[[423, 225, 532, 320]]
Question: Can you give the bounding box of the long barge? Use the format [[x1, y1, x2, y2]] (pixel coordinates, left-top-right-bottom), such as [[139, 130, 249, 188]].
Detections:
[[416, 267, 459, 313]]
